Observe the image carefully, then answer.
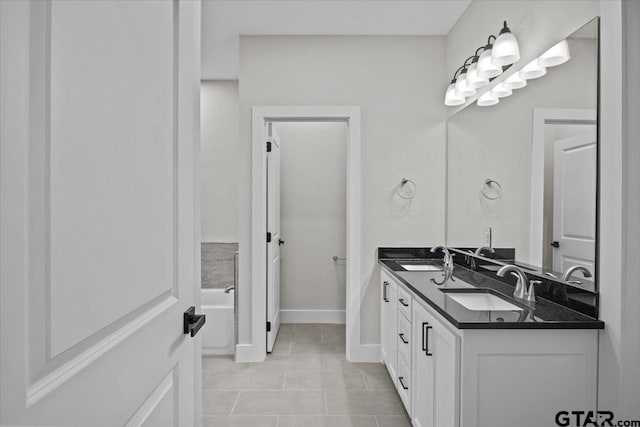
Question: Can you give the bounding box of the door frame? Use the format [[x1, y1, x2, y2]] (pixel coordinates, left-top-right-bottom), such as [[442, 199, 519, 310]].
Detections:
[[529, 108, 597, 267], [249, 106, 362, 362]]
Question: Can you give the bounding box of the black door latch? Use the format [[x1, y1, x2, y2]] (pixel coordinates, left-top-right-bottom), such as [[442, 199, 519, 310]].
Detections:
[[184, 306, 206, 337]]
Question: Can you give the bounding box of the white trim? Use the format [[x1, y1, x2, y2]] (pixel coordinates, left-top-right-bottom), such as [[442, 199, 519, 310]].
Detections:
[[348, 344, 381, 363], [598, 0, 624, 413], [251, 106, 362, 362], [280, 309, 346, 324], [529, 108, 597, 267], [234, 343, 264, 363], [202, 348, 234, 356]]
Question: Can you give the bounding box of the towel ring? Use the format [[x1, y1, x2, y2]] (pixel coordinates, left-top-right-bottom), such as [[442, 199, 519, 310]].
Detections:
[[481, 179, 502, 200], [396, 178, 417, 199]]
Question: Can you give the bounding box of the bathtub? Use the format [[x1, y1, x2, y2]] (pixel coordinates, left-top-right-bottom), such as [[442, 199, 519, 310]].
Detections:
[[201, 288, 235, 355]]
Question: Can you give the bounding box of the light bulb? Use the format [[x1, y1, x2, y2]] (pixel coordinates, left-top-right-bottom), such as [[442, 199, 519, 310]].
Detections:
[[454, 71, 476, 97], [519, 59, 547, 79], [538, 39, 570, 67], [444, 81, 465, 106], [490, 83, 512, 98], [503, 73, 527, 90], [477, 92, 499, 106], [477, 47, 502, 79], [466, 62, 489, 89], [491, 21, 520, 66]]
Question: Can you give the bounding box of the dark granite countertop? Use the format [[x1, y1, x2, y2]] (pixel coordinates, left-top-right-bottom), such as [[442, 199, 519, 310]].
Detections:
[[379, 256, 604, 330]]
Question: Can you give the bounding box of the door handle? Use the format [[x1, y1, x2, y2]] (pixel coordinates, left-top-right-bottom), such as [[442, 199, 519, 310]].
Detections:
[[399, 298, 409, 307], [399, 333, 409, 344], [550, 241, 560, 248], [422, 322, 433, 356], [399, 377, 409, 390], [279, 239, 285, 246], [183, 306, 206, 337], [383, 281, 389, 302]]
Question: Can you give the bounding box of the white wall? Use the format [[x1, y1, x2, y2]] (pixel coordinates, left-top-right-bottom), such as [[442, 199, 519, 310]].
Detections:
[[447, 37, 596, 262], [237, 36, 447, 345], [275, 122, 347, 315], [620, 0, 640, 416], [200, 80, 239, 242]]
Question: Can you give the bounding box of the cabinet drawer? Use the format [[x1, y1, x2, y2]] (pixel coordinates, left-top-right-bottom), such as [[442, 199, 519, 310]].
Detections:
[[397, 286, 412, 322], [397, 311, 412, 366], [397, 354, 412, 414]]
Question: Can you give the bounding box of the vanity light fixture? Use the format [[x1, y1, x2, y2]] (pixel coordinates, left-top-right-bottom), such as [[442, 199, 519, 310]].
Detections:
[[538, 39, 571, 67], [477, 91, 500, 106], [477, 37, 503, 79], [445, 21, 516, 106], [490, 83, 512, 98], [445, 79, 465, 106], [503, 73, 527, 90], [491, 21, 520, 66], [454, 66, 476, 98], [519, 59, 547, 79], [467, 49, 490, 88]]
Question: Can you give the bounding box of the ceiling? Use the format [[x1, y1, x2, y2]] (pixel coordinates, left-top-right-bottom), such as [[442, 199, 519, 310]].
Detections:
[[201, 0, 471, 80]]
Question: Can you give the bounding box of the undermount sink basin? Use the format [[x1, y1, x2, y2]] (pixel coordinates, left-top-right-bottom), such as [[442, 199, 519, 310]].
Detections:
[[443, 291, 523, 312], [399, 264, 442, 272]]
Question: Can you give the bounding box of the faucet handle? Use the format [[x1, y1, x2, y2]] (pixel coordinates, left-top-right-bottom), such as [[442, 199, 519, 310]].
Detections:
[[526, 281, 541, 303]]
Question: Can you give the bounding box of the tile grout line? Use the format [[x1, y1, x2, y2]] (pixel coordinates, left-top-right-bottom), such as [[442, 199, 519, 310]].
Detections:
[[228, 390, 242, 416], [361, 369, 370, 391], [324, 390, 328, 416]]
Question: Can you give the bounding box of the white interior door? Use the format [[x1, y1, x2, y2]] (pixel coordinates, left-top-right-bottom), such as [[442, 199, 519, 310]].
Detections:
[[552, 129, 597, 276], [0, 1, 201, 426], [266, 124, 282, 352]]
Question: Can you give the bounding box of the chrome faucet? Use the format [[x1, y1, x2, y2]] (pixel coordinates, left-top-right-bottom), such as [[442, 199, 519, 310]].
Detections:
[[224, 286, 235, 294], [561, 266, 592, 282], [430, 245, 454, 269], [474, 246, 495, 257], [497, 264, 531, 300]]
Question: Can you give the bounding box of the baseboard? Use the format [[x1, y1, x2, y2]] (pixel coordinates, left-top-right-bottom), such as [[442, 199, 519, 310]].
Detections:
[[280, 309, 346, 324], [234, 343, 265, 363], [348, 344, 382, 363], [202, 347, 234, 356]]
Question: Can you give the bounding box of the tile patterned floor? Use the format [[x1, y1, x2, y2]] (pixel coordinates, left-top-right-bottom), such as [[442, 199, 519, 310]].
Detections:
[[202, 324, 411, 427]]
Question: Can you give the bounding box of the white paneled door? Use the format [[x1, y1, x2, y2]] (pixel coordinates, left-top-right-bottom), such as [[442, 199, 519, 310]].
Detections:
[[552, 129, 597, 276], [0, 1, 201, 426], [266, 124, 282, 352]]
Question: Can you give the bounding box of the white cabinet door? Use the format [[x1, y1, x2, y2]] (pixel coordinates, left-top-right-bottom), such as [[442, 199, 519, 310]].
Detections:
[[432, 315, 460, 427], [412, 303, 435, 427], [381, 274, 398, 386], [0, 1, 200, 425], [412, 301, 460, 427]]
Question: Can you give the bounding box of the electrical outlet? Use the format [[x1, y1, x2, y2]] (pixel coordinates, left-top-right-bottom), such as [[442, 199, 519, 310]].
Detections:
[[483, 227, 492, 247]]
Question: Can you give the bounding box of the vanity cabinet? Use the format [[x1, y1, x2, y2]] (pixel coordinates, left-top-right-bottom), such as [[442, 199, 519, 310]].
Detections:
[[380, 267, 598, 427], [380, 273, 398, 388], [381, 270, 413, 414], [412, 300, 459, 427]]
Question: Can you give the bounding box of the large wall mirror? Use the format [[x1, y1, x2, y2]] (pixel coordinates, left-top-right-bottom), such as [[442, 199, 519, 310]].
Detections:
[[446, 18, 599, 291]]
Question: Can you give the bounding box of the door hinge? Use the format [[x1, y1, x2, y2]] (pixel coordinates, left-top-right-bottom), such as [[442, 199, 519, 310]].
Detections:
[[266, 321, 271, 332], [267, 232, 272, 243], [266, 141, 272, 152]]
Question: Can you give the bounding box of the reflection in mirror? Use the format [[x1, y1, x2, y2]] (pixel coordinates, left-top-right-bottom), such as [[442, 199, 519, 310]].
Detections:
[[446, 18, 598, 291]]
